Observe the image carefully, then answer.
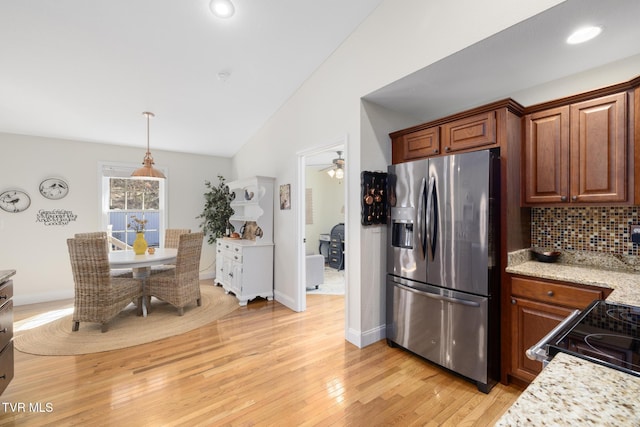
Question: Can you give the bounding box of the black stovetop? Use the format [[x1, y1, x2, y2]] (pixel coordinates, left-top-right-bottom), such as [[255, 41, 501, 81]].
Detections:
[[548, 299, 640, 377]]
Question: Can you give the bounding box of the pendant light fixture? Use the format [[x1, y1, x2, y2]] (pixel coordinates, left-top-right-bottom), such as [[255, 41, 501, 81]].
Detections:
[[131, 111, 166, 179]]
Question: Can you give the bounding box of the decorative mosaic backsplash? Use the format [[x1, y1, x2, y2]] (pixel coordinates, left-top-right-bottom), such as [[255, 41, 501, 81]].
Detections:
[[531, 207, 640, 256]]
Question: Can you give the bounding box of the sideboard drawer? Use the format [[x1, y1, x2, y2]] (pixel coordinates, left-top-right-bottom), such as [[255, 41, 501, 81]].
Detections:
[[0, 301, 13, 351], [0, 341, 14, 395], [0, 280, 13, 303]]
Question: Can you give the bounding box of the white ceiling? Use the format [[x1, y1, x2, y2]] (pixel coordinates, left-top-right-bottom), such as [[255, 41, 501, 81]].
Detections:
[[0, 0, 383, 157], [365, 0, 640, 124], [2, 0, 640, 161]]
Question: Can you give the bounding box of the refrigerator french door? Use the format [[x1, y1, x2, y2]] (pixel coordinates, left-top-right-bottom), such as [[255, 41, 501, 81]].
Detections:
[[386, 149, 500, 393]]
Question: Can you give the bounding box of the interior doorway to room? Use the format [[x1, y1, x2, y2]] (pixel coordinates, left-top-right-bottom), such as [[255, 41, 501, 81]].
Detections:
[[300, 144, 346, 302]]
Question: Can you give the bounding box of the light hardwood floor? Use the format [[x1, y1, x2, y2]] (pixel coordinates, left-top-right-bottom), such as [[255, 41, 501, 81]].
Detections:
[[3, 290, 522, 426]]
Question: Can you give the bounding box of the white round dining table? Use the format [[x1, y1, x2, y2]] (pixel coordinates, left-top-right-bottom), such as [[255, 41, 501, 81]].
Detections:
[[108, 248, 177, 278], [108, 248, 177, 317]]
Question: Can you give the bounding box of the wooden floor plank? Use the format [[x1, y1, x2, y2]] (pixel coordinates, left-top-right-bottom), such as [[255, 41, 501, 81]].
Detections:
[[1, 290, 522, 425]]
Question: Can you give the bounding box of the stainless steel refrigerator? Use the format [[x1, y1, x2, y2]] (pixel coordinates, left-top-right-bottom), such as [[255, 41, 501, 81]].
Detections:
[[386, 149, 500, 393]]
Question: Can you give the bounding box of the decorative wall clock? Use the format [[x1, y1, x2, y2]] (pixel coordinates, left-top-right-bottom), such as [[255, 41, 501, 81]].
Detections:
[[0, 190, 31, 213], [39, 178, 69, 200]]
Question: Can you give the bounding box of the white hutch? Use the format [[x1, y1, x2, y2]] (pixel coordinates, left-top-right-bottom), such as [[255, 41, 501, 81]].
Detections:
[[215, 176, 274, 306]]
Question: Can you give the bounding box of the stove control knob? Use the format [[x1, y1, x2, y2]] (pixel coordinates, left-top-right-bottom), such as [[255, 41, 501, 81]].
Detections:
[[547, 290, 554, 297]]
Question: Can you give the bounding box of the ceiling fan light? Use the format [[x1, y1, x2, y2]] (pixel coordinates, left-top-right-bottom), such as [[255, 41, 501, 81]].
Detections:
[[210, 0, 235, 18], [335, 168, 344, 179], [327, 169, 335, 178]]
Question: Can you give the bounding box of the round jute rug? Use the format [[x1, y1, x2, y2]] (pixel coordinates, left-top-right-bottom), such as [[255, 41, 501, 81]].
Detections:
[[14, 283, 239, 356]]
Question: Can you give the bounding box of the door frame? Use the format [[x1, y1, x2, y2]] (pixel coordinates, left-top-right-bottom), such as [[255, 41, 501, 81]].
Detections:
[[295, 135, 348, 312]]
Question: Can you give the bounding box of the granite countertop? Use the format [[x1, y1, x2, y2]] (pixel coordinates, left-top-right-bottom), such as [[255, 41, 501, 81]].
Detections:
[[506, 248, 640, 306], [498, 249, 640, 425], [496, 352, 640, 426], [0, 269, 15, 283]]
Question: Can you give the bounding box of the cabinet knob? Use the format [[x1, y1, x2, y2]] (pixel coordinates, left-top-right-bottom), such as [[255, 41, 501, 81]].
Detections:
[[511, 299, 516, 305], [547, 290, 554, 297], [560, 196, 567, 202], [571, 195, 578, 201], [229, 272, 233, 278], [433, 148, 439, 154], [445, 146, 451, 152]]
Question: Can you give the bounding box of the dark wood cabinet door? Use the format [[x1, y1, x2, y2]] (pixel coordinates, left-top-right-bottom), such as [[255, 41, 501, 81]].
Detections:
[[392, 126, 440, 163], [569, 92, 627, 203], [441, 111, 496, 153], [523, 106, 570, 204], [510, 297, 574, 383]]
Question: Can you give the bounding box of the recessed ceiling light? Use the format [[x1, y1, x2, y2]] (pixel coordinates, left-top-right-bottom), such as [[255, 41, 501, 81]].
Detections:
[[209, 0, 235, 18], [566, 26, 602, 45]]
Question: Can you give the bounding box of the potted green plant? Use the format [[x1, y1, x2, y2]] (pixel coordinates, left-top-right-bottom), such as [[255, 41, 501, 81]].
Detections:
[[197, 175, 235, 245]]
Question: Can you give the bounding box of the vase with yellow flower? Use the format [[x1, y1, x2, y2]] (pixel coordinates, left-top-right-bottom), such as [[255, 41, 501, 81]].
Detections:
[[129, 215, 148, 255]]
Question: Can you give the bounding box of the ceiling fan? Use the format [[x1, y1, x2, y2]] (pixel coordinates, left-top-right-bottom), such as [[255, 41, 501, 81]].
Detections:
[[320, 151, 345, 179]]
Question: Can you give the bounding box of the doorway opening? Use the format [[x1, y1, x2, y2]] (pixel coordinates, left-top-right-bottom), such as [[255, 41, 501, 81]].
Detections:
[[296, 138, 347, 311]]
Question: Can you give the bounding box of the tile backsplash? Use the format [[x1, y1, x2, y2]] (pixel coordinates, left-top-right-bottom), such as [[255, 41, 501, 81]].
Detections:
[[532, 207, 640, 256]]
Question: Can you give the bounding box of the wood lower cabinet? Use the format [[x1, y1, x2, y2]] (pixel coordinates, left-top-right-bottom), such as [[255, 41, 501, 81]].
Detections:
[[524, 91, 629, 205], [216, 239, 273, 306], [0, 272, 14, 396], [508, 275, 610, 384]]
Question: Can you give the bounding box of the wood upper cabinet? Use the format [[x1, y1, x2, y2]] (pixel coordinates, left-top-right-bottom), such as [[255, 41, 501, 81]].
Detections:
[[392, 126, 440, 163], [442, 111, 496, 153], [570, 93, 627, 203], [523, 106, 570, 203], [523, 92, 628, 205], [508, 275, 610, 384]]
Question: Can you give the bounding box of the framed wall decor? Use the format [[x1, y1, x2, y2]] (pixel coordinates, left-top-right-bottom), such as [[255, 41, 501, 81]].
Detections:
[[0, 189, 31, 213], [39, 177, 69, 200], [279, 184, 291, 210]]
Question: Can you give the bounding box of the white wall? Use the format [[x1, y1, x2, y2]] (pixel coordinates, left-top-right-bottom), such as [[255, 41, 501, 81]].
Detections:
[[229, 0, 566, 347], [0, 132, 231, 305]]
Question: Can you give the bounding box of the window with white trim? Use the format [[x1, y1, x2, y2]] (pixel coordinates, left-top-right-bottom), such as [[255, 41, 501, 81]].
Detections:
[[100, 163, 166, 250]]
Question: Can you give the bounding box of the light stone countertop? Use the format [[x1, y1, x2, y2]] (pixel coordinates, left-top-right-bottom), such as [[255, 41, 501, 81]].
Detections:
[[496, 249, 640, 425], [496, 352, 640, 426], [505, 249, 640, 306]]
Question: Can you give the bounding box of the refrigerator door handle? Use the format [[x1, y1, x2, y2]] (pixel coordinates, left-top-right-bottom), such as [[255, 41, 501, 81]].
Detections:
[[425, 176, 437, 260], [395, 282, 481, 308], [416, 177, 427, 260]]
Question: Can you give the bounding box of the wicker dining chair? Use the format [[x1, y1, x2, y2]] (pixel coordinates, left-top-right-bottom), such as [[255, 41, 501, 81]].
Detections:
[[67, 237, 144, 332], [147, 232, 204, 316], [164, 228, 191, 249], [74, 232, 131, 277]]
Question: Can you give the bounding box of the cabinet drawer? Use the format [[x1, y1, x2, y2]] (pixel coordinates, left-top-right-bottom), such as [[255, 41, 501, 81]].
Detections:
[[0, 280, 13, 303], [0, 341, 14, 396], [0, 301, 12, 351], [442, 111, 496, 153], [511, 276, 603, 309]]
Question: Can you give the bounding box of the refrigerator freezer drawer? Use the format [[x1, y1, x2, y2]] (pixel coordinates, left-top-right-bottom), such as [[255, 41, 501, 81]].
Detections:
[[386, 276, 489, 385]]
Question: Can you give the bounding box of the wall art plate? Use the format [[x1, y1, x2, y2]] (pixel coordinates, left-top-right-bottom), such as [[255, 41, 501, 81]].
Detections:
[[0, 190, 31, 213], [39, 178, 69, 200]]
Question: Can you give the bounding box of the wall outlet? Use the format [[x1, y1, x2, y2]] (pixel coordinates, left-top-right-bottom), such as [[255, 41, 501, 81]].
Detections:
[[630, 224, 640, 244]]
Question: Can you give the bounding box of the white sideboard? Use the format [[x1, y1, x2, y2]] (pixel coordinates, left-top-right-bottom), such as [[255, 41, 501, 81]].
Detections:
[[216, 176, 274, 305], [216, 238, 273, 306]]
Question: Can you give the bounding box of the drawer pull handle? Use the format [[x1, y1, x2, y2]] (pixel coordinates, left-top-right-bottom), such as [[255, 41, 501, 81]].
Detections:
[[0, 375, 5, 380], [0, 295, 6, 300], [547, 290, 554, 297], [0, 328, 6, 333]]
